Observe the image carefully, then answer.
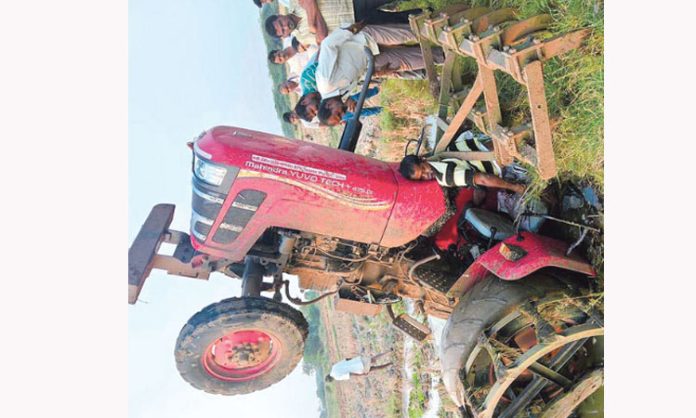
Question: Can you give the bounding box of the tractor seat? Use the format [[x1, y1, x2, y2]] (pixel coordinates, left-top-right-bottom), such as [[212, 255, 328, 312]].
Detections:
[[463, 208, 515, 240]]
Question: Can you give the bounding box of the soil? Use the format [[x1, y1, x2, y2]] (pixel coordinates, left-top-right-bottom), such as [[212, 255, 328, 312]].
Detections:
[[320, 297, 405, 418]]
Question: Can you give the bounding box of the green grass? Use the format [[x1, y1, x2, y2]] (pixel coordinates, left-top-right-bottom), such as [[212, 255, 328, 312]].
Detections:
[[386, 0, 604, 191], [408, 349, 427, 418]]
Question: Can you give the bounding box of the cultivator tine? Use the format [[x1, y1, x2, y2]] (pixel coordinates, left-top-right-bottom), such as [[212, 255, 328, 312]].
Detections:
[[455, 7, 493, 24], [439, 3, 474, 17], [501, 15, 553, 46], [539, 28, 592, 61], [471, 8, 517, 34]]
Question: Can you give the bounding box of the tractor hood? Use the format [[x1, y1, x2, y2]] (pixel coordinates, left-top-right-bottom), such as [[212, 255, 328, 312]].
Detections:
[[189, 126, 446, 261]]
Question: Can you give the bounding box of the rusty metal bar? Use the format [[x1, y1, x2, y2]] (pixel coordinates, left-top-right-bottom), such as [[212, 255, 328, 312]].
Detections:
[[472, 8, 517, 34], [501, 15, 553, 46], [539, 28, 591, 60], [524, 60, 557, 179], [434, 151, 496, 161], [410, 12, 441, 97], [437, 50, 458, 120], [435, 74, 483, 153]]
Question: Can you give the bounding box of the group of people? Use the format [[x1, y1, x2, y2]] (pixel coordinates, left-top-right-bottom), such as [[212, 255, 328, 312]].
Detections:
[[256, 0, 444, 128], [255, 0, 527, 211]]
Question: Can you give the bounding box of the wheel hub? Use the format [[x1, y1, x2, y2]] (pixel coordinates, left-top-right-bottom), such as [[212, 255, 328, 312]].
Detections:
[[203, 329, 279, 382]]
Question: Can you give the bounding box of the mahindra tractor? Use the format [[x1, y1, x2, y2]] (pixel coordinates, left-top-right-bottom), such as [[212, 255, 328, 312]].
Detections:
[[129, 21, 603, 417]]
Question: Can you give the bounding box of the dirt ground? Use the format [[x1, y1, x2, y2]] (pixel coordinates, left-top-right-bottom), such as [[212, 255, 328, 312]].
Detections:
[[320, 296, 406, 418]]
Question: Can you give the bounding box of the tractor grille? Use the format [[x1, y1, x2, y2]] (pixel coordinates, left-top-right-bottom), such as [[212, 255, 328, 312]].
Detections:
[[190, 179, 226, 242], [192, 182, 224, 219], [212, 190, 267, 244]]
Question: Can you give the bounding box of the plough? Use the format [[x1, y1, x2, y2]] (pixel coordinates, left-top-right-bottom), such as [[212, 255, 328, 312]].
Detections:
[[409, 6, 590, 180]]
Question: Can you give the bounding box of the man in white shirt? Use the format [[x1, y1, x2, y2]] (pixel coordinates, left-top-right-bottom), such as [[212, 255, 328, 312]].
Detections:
[[325, 350, 393, 382], [316, 22, 442, 100]]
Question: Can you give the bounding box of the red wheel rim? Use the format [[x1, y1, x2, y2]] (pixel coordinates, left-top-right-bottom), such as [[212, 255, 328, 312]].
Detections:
[[202, 329, 281, 382]]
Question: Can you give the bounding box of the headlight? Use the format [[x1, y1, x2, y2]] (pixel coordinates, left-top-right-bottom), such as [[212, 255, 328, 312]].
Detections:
[[194, 155, 227, 186]]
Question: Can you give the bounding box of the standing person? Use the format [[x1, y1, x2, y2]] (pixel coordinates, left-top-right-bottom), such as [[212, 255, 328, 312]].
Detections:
[[315, 22, 443, 100], [296, 87, 381, 126], [264, 0, 354, 46], [317, 86, 382, 125], [325, 350, 394, 382], [253, 0, 423, 25]]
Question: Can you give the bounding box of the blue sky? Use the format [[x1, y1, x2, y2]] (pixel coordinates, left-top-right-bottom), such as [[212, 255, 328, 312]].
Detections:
[[128, 1, 322, 416]]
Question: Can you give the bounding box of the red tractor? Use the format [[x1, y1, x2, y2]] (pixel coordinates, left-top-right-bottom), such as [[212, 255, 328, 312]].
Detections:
[[129, 122, 603, 416]]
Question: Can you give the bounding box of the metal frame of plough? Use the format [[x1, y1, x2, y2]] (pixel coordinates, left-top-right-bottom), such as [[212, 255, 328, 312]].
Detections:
[[409, 6, 590, 180]]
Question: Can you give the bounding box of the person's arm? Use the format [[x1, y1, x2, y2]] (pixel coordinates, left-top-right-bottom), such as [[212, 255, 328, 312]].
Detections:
[[291, 36, 308, 53], [472, 172, 526, 194], [299, 0, 329, 43]]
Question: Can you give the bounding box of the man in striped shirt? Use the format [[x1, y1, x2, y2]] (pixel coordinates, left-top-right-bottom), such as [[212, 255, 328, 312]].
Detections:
[[399, 131, 525, 194]]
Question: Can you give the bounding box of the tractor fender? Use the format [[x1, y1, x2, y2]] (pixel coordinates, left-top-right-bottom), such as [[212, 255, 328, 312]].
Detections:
[[447, 232, 595, 298]]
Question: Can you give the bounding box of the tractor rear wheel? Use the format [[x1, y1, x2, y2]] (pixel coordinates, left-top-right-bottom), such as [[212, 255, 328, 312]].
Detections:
[[174, 297, 308, 395], [440, 272, 603, 418]]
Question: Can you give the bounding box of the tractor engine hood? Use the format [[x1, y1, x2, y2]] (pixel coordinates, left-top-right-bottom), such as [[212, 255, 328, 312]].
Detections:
[[189, 126, 446, 262]]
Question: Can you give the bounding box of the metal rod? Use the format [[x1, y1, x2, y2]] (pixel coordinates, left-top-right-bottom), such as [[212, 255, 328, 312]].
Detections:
[[338, 47, 375, 152], [527, 362, 573, 388], [522, 212, 601, 233], [282, 280, 337, 306], [408, 253, 441, 284], [241, 257, 265, 297]]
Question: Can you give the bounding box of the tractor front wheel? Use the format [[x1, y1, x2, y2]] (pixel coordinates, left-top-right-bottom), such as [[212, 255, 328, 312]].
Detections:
[[174, 297, 308, 395], [440, 272, 603, 417]]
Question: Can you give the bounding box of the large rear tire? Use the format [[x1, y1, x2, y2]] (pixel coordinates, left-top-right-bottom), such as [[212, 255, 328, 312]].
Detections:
[[440, 272, 603, 417], [174, 297, 308, 395]]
